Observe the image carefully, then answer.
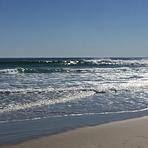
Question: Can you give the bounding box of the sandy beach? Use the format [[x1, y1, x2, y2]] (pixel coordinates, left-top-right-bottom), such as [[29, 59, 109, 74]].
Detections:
[[1, 116, 148, 148]]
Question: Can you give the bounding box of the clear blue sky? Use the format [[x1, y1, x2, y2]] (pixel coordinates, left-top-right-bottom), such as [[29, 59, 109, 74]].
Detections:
[[0, 0, 148, 57]]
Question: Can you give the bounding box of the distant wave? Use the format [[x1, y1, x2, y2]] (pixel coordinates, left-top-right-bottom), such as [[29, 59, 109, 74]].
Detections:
[[0, 67, 94, 74], [0, 58, 148, 74]]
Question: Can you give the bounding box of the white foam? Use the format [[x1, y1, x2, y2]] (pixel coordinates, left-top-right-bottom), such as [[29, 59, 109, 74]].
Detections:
[[84, 59, 148, 67], [66, 60, 79, 65], [0, 90, 95, 113], [0, 87, 54, 94]]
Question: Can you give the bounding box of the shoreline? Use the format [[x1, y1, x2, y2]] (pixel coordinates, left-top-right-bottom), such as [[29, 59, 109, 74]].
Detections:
[[0, 109, 148, 145], [1, 116, 148, 148]]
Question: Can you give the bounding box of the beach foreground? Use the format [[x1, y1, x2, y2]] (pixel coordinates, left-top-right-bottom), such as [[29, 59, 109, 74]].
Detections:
[[2, 116, 148, 148]]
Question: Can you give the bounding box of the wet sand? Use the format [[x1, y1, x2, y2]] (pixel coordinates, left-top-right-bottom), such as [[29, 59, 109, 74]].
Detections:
[[2, 116, 148, 148]]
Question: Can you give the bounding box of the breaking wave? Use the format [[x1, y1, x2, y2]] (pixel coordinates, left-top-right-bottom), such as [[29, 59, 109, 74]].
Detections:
[[0, 58, 148, 74]]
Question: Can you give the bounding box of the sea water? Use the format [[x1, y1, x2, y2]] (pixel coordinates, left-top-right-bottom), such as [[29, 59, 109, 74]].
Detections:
[[0, 57, 148, 122]]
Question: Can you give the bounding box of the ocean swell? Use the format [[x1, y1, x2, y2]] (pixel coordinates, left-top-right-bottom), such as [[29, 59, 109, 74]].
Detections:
[[0, 58, 148, 74]]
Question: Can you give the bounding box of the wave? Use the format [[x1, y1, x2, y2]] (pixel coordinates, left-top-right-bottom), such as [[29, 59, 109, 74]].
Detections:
[[0, 90, 95, 113], [1, 76, 148, 95], [0, 58, 148, 74], [0, 67, 90, 74], [0, 68, 19, 74], [1, 106, 148, 123], [0, 58, 148, 67], [1, 78, 148, 114], [0, 87, 54, 94]]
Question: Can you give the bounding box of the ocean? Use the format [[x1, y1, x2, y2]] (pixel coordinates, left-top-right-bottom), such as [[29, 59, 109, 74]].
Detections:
[[0, 57, 148, 144]]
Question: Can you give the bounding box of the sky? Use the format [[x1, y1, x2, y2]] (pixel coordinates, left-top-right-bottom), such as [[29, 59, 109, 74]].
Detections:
[[0, 0, 148, 57]]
